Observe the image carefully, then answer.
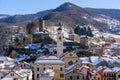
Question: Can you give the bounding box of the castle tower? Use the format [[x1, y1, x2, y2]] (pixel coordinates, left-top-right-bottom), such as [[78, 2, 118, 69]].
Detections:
[[39, 19, 45, 31], [57, 25, 63, 58]]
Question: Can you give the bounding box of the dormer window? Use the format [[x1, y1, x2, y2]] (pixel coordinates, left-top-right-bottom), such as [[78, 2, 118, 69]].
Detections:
[[11, 73, 14, 76], [70, 54, 73, 56]]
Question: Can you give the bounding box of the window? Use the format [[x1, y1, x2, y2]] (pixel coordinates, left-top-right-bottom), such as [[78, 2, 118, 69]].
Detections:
[[37, 67, 39, 71], [60, 74, 64, 78], [98, 78, 100, 80], [118, 75, 120, 78], [1, 76, 3, 79], [49, 66, 53, 69], [51, 67, 53, 69], [14, 78, 18, 80], [83, 76, 84, 80], [21, 64, 22, 67], [11, 73, 14, 76], [27, 77, 29, 80], [60, 67, 63, 71], [70, 76, 72, 80], [76, 60, 78, 63], [77, 76, 79, 79], [43, 67, 46, 71], [37, 74, 39, 78]]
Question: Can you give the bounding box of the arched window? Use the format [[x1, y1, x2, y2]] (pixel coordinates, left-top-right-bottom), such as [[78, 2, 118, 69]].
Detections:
[[68, 61, 74, 66]]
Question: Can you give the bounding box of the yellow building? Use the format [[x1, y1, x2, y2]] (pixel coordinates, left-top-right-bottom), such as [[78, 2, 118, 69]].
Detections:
[[94, 73, 101, 80], [34, 56, 65, 80]]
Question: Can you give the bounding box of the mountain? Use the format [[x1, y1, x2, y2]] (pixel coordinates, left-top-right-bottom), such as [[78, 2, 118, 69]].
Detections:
[[1, 2, 120, 32], [43, 2, 119, 31], [0, 9, 53, 24]]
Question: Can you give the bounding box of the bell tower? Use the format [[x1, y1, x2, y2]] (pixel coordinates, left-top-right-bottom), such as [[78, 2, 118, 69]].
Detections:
[[57, 24, 63, 58]]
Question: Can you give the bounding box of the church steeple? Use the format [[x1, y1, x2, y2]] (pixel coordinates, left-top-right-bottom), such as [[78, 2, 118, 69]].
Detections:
[[57, 23, 63, 58]]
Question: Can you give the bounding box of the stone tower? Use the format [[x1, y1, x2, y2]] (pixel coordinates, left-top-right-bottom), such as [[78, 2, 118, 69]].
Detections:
[[57, 25, 63, 58], [39, 19, 45, 31]]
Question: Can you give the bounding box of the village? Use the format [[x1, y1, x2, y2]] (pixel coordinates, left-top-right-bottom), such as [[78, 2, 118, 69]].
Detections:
[[0, 19, 120, 80]]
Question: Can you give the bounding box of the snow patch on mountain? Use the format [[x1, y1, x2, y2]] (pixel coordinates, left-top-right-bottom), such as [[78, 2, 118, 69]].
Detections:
[[0, 15, 9, 19], [93, 14, 120, 31]]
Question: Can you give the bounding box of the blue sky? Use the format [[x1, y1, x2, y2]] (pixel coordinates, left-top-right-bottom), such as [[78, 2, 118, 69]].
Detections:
[[0, 0, 120, 15]]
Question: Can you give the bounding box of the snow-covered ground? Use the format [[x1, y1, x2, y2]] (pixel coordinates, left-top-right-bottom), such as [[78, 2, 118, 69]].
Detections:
[[0, 15, 9, 19], [47, 26, 70, 41], [93, 14, 120, 31]]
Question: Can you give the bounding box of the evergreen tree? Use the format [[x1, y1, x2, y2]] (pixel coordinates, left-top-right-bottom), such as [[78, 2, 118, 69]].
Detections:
[[74, 25, 81, 35], [87, 27, 93, 37], [83, 27, 87, 35], [80, 28, 84, 35], [74, 25, 93, 37]]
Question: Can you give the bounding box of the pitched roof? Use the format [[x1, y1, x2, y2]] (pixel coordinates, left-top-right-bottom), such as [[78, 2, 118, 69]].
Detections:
[[35, 56, 64, 64]]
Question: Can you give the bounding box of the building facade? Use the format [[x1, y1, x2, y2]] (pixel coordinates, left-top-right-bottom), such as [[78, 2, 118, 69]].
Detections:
[[34, 56, 65, 80]]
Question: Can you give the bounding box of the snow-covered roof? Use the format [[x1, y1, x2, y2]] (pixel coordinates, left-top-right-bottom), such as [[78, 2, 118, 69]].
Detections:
[[80, 35, 87, 38], [0, 56, 14, 61], [0, 56, 16, 69], [14, 69, 32, 77], [114, 58, 120, 64], [15, 54, 30, 62], [80, 56, 104, 66], [66, 64, 76, 71], [91, 58, 103, 66], [79, 57, 90, 64], [102, 57, 113, 62], [104, 68, 113, 72], [35, 56, 64, 64], [2, 78, 14, 80], [90, 56, 99, 63], [112, 67, 120, 72], [104, 49, 111, 54], [111, 44, 120, 49]]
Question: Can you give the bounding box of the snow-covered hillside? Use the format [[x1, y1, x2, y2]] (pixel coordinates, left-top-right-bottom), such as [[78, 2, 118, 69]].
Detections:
[[0, 15, 9, 19], [93, 14, 120, 31]]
